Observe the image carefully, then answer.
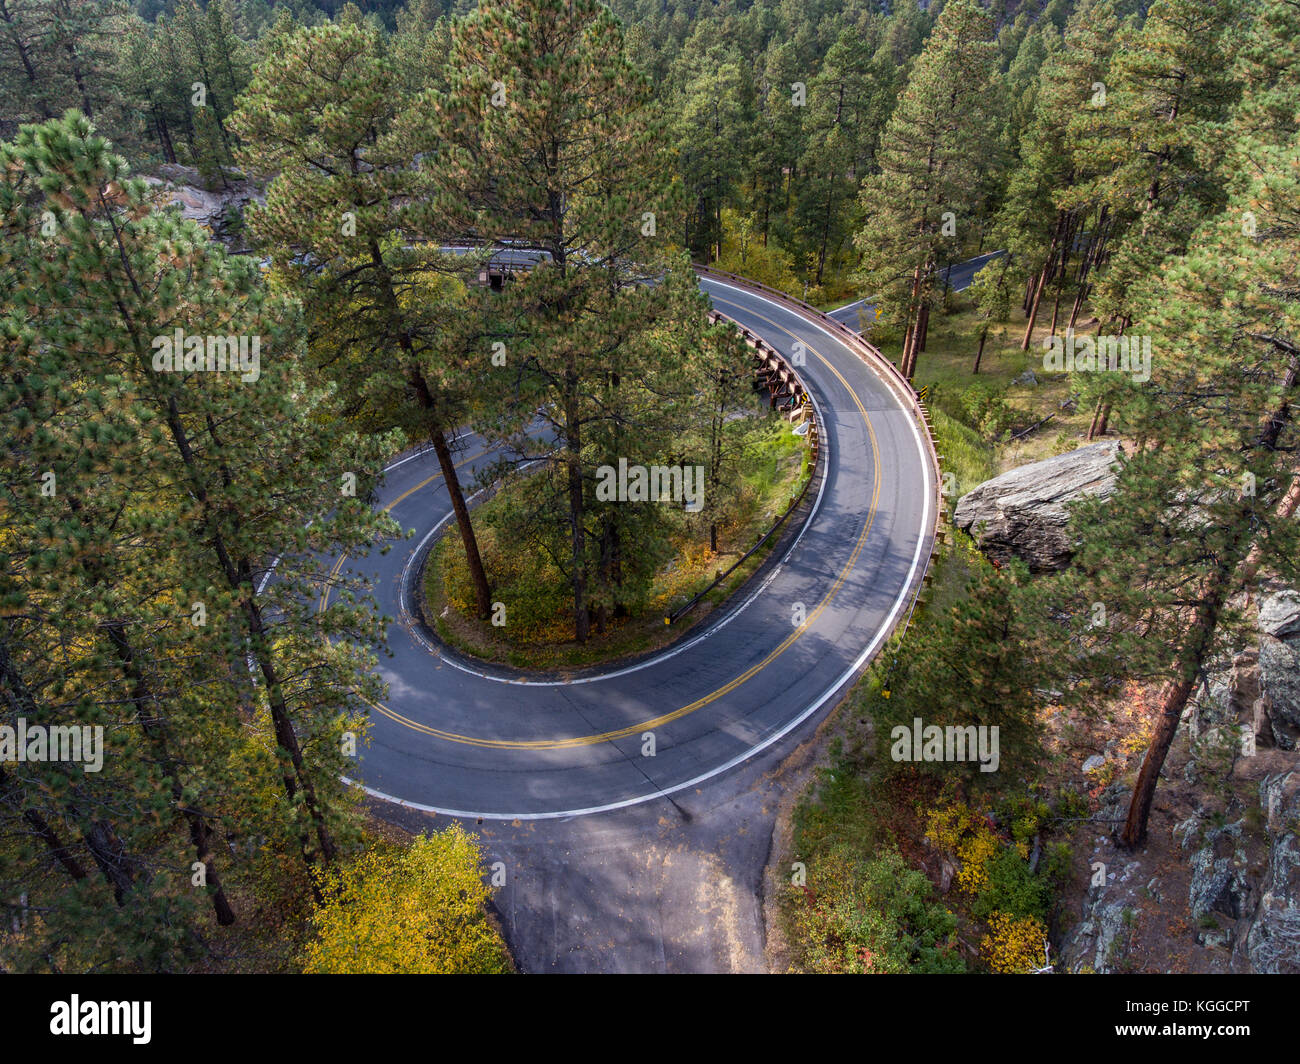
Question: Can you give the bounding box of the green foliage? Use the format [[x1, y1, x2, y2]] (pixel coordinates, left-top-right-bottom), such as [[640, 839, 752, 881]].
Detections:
[[432, 410, 806, 655], [0, 112, 398, 967], [959, 381, 1016, 440], [787, 847, 966, 974], [4, 0, 1298, 976], [866, 551, 1052, 790], [972, 845, 1050, 921], [853, 0, 1001, 378]]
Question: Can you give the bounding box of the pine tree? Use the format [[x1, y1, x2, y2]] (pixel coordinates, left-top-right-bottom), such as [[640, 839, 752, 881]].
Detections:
[[6, 112, 398, 889], [1076, 0, 1244, 334], [1, 116, 229, 964], [419, 0, 706, 642], [231, 20, 495, 619], [1226, 0, 1300, 174], [1061, 135, 1300, 846], [794, 27, 880, 286], [390, 0, 453, 99], [671, 43, 757, 261], [870, 558, 1050, 790], [744, 41, 800, 251], [852, 0, 999, 381], [1063, 0, 1242, 441], [0, 0, 55, 122], [967, 256, 1013, 374], [0, 0, 120, 127], [993, 0, 1131, 358]]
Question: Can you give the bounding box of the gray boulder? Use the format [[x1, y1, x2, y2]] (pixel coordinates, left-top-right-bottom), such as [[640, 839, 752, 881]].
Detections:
[[143, 164, 262, 251], [1259, 591, 1300, 640], [1258, 636, 1300, 749], [1242, 771, 1300, 973], [1186, 820, 1249, 922], [953, 440, 1121, 571]]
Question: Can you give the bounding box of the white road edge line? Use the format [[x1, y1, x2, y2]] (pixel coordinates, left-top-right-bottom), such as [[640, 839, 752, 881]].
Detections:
[[397, 395, 832, 686], [353, 277, 934, 820]]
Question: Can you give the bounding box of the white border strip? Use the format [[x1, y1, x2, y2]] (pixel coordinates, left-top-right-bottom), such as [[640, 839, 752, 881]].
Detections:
[[355, 278, 934, 819], [396, 399, 830, 686]]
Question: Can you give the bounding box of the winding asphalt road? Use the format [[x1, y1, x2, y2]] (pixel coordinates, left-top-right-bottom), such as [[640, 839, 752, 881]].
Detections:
[[300, 271, 939, 969], [319, 272, 937, 823]]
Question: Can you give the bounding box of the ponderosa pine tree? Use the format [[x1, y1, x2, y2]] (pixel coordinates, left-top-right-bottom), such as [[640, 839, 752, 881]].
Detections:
[[672, 45, 757, 262], [389, 0, 453, 100], [231, 21, 495, 620], [852, 0, 999, 381], [795, 27, 881, 286], [695, 319, 764, 555], [173, 0, 250, 183], [1064, 0, 1243, 438], [967, 255, 1013, 375], [417, 0, 708, 642], [869, 556, 1051, 791], [1061, 135, 1300, 846], [748, 40, 805, 253], [0, 0, 120, 127], [5, 113, 399, 888], [0, 115, 232, 968], [1224, 0, 1300, 177], [994, 0, 1132, 357], [0, 0, 55, 122]]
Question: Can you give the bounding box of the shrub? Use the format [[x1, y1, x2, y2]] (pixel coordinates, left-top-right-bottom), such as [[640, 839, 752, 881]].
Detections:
[[787, 847, 966, 974], [301, 826, 510, 974], [975, 844, 1050, 921], [981, 911, 1049, 973], [960, 381, 1016, 439]]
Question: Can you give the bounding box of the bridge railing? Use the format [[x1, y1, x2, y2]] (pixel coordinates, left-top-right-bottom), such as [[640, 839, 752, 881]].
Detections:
[[692, 263, 942, 513], [692, 262, 947, 643]]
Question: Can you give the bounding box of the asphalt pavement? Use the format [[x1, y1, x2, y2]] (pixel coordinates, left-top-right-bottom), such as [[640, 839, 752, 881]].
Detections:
[[311, 274, 937, 970], [828, 250, 1005, 332]]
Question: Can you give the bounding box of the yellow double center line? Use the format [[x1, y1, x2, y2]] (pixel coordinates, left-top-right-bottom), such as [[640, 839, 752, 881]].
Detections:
[[329, 304, 882, 750], [316, 448, 489, 612]]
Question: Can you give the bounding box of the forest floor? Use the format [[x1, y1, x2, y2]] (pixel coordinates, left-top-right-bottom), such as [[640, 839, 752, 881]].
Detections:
[[423, 413, 811, 670]]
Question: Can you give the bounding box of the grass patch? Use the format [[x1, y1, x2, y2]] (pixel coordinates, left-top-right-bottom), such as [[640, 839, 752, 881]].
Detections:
[[865, 293, 1101, 478]]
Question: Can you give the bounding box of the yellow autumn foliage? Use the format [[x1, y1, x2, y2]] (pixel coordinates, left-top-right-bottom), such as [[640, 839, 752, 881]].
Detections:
[[301, 826, 510, 974], [980, 911, 1048, 974], [955, 827, 1000, 895], [924, 800, 999, 895], [923, 801, 971, 854]]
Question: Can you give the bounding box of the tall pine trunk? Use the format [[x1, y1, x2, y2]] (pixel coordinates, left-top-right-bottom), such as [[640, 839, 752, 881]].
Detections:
[[430, 429, 491, 618], [366, 240, 492, 617], [563, 361, 590, 642], [1022, 212, 1065, 349], [1124, 356, 1298, 845]]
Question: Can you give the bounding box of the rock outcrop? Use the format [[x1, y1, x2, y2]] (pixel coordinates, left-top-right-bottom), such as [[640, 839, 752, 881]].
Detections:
[[142, 164, 262, 251], [1060, 592, 1300, 973], [953, 440, 1121, 571], [1243, 769, 1300, 973]]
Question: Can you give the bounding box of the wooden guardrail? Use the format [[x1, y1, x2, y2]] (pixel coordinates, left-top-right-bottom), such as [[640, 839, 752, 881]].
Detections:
[[691, 263, 945, 647], [664, 308, 821, 625]]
